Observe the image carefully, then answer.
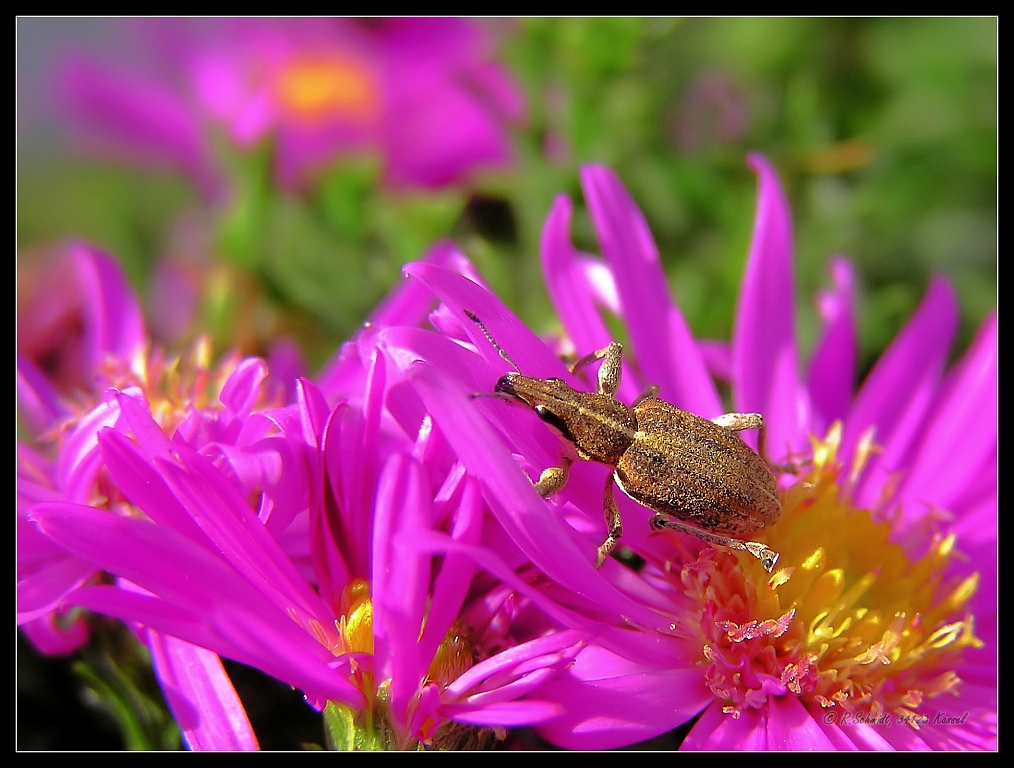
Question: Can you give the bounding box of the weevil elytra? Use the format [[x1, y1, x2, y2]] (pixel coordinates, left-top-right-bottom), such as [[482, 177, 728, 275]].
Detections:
[[465, 310, 782, 572]]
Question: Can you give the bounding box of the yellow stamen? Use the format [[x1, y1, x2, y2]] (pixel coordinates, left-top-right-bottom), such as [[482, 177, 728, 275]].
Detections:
[[274, 54, 380, 125], [327, 580, 486, 750]]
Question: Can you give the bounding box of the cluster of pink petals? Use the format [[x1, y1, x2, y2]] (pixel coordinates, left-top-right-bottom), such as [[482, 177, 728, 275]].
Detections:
[[17, 244, 591, 750], [369, 155, 995, 750], [58, 18, 526, 194], [18, 245, 148, 652]]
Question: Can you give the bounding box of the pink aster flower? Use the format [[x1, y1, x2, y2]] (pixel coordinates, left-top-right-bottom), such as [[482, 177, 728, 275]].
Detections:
[[373, 155, 995, 750], [58, 17, 526, 193], [17, 243, 314, 747], [29, 388, 585, 749], [18, 242, 147, 652], [20, 243, 594, 750]]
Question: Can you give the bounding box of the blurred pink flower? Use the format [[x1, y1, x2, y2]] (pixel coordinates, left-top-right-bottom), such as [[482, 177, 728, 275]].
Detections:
[[18, 243, 588, 750], [17, 243, 311, 747], [670, 70, 750, 154], [58, 18, 526, 194], [17, 243, 147, 653]]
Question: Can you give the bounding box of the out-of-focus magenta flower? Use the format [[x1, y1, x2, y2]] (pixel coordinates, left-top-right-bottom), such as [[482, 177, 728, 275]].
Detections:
[[670, 71, 750, 154], [17, 243, 311, 747], [371, 156, 995, 750], [58, 18, 526, 193], [18, 242, 147, 652], [17, 243, 146, 407]]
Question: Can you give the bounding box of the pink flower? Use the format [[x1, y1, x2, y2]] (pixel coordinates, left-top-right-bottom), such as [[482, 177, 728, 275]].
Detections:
[[17, 243, 312, 747], [19, 244, 588, 750], [17, 242, 147, 652], [58, 18, 526, 193], [373, 156, 995, 749]]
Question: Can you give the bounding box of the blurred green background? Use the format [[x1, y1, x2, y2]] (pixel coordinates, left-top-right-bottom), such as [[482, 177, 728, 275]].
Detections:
[[17, 16, 996, 750], [19, 18, 996, 374]]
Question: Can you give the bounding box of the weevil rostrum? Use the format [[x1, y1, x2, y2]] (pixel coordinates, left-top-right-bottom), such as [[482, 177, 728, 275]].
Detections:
[[465, 310, 782, 572]]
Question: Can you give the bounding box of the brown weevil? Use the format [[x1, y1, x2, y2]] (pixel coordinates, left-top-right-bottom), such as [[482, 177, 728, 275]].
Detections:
[[465, 310, 782, 572]]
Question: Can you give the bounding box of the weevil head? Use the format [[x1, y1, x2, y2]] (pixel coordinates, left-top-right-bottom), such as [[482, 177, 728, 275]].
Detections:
[[492, 372, 636, 464], [493, 371, 522, 399], [493, 372, 571, 410], [495, 371, 549, 400]]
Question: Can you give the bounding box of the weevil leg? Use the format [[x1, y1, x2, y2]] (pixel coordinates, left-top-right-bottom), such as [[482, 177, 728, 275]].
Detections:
[[649, 514, 780, 573], [711, 411, 766, 442], [710, 412, 807, 473], [569, 342, 623, 397], [711, 412, 772, 466], [533, 456, 572, 497], [595, 473, 624, 568]]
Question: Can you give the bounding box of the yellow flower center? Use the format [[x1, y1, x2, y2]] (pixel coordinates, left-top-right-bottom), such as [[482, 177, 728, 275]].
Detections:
[[338, 578, 376, 656], [327, 580, 491, 750], [35, 337, 276, 514], [668, 423, 981, 724], [333, 579, 477, 691], [274, 54, 380, 125], [133, 338, 221, 427]]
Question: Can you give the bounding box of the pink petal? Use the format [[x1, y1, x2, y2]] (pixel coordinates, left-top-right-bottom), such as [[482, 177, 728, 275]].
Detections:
[[681, 701, 766, 750], [372, 453, 432, 728], [404, 260, 571, 380], [893, 311, 996, 521], [534, 644, 711, 750], [98, 428, 208, 540], [17, 554, 97, 622], [19, 612, 90, 655], [296, 378, 331, 447], [218, 357, 268, 417], [806, 256, 858, 433], [540, 195, 618, 383], [57, 397, 122, 503], [16, 354, 66, 434], [733, 154, 808, 460], [580, 165, 722, 418], [156, 445, 330, 619], [416, 476, 483, 667], [35, 505, 364, 708], [147, 631, 259, 750], [815, 717, 891, 750], [442, 700, 564, 728], [308, 404, 354, 603], [846, 277, 958, 510], [71, 244, 147, 366], [764, 695, 838, 750], [446, 630, 584, 698], [323, 402, 371, 579], [407, 527, 619, 636], [114, 389, 176, 458]]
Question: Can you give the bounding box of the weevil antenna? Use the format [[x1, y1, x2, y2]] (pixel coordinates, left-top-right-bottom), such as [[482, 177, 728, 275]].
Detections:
[[464, 310, 521, 372]]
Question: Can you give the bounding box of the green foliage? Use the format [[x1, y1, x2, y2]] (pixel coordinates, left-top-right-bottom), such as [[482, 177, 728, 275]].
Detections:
[[17, 625, 180, 750]]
